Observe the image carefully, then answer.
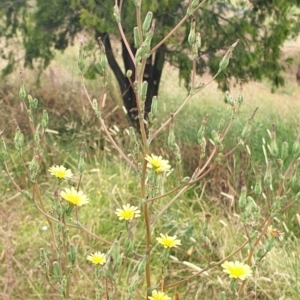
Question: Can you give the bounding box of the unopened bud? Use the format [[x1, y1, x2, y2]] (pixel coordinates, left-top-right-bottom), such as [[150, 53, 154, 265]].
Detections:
[[192, 43, 198, 59], [241, 119, 252, 139], [218, 40, 239, 73], [113, 4, 120, 22], [219, 291, 226, 300], [92, 99, 101, 117], [129, 127, 137, 144], [141, 81, 148, 102], [264, 160, 272, 187], [238, 186, 247, 209], [28, 95, 38, 110], [14, 128, 24, 153], [41, 110, 49, 129], [237, 91, 243, 104], [39, 248, 47, 264], [137, 257, 147, 276], [195, 32, 201, 49], [281, 141, 289, 160], [134, 27, 141, 48], [126, 69, 133, 78], [52, 261, 61, 281], [292, 136, 300, 158], [150, 96, 158, 116], [224, 91, 234, 106], [68, 244, 77, 264], [29, 155, 39, 182], [188, 18, 196, 46], [168, 122, 175, 150], [19, 83, 26, 100], [142, 12, 153, 36], [22, 189, 33, 202], [254, 172, 262, 195], [191, 0, 200, 9], [78, 42, 85, 72]]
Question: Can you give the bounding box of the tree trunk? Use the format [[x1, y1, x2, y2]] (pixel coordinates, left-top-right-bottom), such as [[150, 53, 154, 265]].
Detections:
[[96, 31, 166, 127]]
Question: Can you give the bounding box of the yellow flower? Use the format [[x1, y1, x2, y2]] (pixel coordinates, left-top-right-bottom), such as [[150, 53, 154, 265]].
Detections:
[[148, 290, 171, 300], [115, 204, 141, 220], [49, 165, 73, 179], [145, 154, 171, 174], [156, 233, 181, 248], [268, 225, 282, 238], [221, 261, 252, 280], [60, 187, 89, 206], [87, 251, 106, 265]]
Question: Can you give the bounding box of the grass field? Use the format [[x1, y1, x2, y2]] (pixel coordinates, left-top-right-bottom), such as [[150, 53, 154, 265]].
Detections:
[[0, 35, 300, 300]]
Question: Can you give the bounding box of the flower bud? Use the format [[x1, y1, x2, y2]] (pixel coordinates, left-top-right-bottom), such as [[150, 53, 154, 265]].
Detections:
[[142, 12, 153, 36], [22, 189, 33, 202], [137, 257, 147, 276], [28, 95, 38, 110], [78, 42, 85, 72], [150, 96, 158, 116], [241, 119, 252, 139], [264, 160, 272, 187], [254, 172, 262, 195], [113, 4, 120, 22], [29, 155, 40, 182], [224, 91, 234, 106], [52, 261, 61, 281], [219, 291, 226, 300], [292, 136, 300, 158], [39, 248, 47, 264], [14, 127, 24, 153], [141, 81, 148, 102], [192, 43, 198, 59], [188, 18, 196, 46], [41, 110, 49, 129], [126, 69, 133, 78], [92, 99, 101, 117], [191, 0, 200, 9], [238, 186, 247, 209], [134, 27, 141, 48], [19, 83, 26, 100], [68, 244, 77, 264], [195, 32, 201, 49], [218, 40, 239, 73], [168, 122, 175, 151], [281, 141, 289, 160]]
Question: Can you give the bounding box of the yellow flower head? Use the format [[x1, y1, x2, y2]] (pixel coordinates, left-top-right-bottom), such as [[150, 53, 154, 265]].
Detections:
[[267, 225, 282, 238], [49, 165, 73, 179], [148, 290, 171, 300], [221, 261, 252, 280], [87, 251, 106, 265], [60, 187, 89, 206], [115, 204, 141, 220], [145, 154, 171, 174], [156, 233, 181, 249]]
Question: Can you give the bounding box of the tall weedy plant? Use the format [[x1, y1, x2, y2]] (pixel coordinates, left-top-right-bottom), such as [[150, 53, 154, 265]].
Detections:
[[1, 0, 300, 299]]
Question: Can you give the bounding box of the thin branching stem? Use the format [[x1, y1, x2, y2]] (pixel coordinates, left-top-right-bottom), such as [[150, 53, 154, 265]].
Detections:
[[150, 0, 208, 54], [148, 73, 220, 144], [80, 75, 137, 171]]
